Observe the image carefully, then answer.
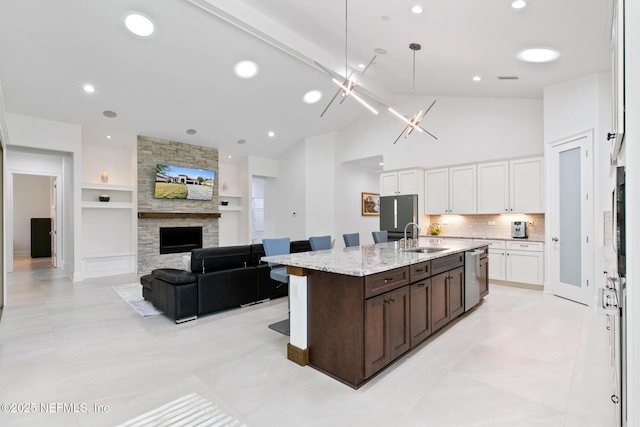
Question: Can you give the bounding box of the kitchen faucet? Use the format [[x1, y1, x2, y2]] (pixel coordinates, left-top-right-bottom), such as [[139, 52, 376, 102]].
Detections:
[[401, 222, 421, 249]]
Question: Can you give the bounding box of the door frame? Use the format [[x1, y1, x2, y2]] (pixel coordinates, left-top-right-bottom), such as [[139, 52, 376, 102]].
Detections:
[[545, 130, 595, 306], [6, 171, 62, 272]]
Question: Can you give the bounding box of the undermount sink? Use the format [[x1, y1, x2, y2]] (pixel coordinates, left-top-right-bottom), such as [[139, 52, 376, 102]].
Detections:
[[403, 247, 449, 253]]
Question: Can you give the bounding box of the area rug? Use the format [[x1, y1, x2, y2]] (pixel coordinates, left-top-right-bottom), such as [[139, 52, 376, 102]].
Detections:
[[112, 283, 162, 317], [116, 392, 247, 427]]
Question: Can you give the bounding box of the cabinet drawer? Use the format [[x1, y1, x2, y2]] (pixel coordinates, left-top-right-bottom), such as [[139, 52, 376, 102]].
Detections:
[[431, 253, 464, 275], [506, 241, 543, 252], [409, 261, 431, 282], [475, 239, 506, 249], [364, 267, 409, 298]]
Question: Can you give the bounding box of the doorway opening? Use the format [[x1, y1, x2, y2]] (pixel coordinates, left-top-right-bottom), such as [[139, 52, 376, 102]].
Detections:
[[12, 173, 60, 272]]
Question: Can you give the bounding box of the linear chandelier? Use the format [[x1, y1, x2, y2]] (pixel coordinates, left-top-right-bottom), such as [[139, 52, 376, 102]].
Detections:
[[320, 0, 378, 117], [388, 43, 438, 143]]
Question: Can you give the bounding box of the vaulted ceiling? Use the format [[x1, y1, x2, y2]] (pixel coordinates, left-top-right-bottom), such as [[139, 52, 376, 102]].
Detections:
[[0, 0, 612, 163]]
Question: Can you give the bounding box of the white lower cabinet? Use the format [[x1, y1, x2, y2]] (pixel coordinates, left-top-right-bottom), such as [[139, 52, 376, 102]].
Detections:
[[474, 239, 544, 286]]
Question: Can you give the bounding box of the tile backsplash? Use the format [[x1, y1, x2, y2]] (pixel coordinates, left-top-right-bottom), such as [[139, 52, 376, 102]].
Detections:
[[425, 213, 545, 241]]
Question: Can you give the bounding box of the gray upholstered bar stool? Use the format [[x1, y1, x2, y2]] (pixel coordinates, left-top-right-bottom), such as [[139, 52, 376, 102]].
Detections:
[[372, 230, 388, 243], [263, 237, 291, 336], [309, 235, 332, 251], [343, 233, 360, 247]]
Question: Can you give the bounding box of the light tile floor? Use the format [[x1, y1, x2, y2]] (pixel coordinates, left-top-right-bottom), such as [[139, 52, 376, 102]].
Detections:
[[0, 257, 615, 426]]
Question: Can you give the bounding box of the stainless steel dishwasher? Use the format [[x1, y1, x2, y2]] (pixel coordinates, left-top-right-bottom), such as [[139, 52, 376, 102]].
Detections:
[[464, 249, 485, 311]]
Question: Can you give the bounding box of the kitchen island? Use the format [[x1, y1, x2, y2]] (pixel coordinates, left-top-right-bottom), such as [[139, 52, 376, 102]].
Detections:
[[262, 238, 488, 388]]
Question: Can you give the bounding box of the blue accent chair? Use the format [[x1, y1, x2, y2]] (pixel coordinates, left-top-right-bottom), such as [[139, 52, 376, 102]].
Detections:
[[372, 230, 388, 243], [343, 233, 360, 247], [262, 237, 291, 335], [309, 235, 332, 251]]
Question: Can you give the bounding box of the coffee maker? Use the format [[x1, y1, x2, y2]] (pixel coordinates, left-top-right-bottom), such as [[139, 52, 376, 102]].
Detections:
[[511, 221, 528, 238]]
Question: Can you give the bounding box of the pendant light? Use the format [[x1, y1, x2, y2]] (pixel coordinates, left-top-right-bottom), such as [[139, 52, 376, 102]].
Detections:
[[320, 0, 378, 117], [388, 43, 438, 144]]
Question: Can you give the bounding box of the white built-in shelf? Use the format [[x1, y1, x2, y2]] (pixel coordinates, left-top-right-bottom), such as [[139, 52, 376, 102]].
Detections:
[[219, 192, 242, 211], [82, 183, 134, 207]]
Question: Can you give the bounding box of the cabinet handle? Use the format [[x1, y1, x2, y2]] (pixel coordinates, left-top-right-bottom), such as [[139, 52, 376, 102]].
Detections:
[[385, 298, 396, 304], [520, 245, 529, 248], [417, 283, 425, 288], [384, 277, 394, 283], [415, 268, 424, 273]]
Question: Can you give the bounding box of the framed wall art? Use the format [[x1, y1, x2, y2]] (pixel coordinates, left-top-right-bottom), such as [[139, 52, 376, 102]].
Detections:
[[361, 192, 380, 216]]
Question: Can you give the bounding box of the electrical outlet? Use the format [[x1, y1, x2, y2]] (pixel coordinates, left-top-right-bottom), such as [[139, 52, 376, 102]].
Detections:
[[488, 221, 496, 225]]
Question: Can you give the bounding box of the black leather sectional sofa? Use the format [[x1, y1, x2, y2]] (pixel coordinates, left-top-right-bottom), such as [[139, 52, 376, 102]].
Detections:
[[140, 240, 311, 323]]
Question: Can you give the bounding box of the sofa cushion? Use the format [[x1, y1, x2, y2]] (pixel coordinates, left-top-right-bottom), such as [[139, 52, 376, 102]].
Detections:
[[152, 268, 197, 285], [291, 240, 312, 253], [191, 245, 252, 273]]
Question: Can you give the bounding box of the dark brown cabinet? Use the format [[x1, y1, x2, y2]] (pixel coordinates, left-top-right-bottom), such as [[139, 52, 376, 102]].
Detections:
[[307, 250, 484, 389], [410, 279, 432, 347], [449, 266, 465, 319], [364, 286, 410, 379], [431, 271, 450, 331]]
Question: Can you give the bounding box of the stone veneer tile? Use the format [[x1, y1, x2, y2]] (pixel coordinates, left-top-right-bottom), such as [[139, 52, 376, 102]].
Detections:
[[137, 135, 219, 274]]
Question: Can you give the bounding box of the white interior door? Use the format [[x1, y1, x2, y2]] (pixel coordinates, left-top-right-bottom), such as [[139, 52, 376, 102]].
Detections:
[[548, 133, 593, 305]]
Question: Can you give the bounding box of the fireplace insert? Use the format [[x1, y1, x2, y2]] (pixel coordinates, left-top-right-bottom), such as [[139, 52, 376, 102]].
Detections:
[[159, 226, 203, 254]]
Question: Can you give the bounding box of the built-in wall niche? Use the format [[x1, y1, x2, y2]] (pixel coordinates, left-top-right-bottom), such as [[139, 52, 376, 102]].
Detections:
[[81, 183, 136, 278]]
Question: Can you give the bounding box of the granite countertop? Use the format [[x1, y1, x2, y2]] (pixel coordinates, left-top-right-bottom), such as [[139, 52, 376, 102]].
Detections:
[[261, 239, 486, 277], [420, 235, 545, 243]]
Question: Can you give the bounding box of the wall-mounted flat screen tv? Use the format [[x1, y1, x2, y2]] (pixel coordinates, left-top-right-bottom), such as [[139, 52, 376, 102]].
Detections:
[[154, 164, 215, 200]]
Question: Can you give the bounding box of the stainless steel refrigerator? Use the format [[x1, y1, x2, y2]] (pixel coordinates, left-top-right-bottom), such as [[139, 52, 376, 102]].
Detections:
[[379, 194, 419, 241]]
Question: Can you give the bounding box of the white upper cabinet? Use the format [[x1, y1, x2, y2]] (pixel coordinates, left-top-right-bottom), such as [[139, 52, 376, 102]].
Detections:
[[477, 161, 509, 213], [509, 157, 544, 213], [380, 169, 423, 196], [477, 157, 544, 214], [425, 165, 476, 214], [424, 168, 449, 214], [449, 165, 476, 214]]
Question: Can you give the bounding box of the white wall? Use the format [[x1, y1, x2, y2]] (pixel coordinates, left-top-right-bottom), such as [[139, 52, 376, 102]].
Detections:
[[334, 163, 380, 246], [82, 143, 135, 186], [264, 142, 306, 240], [12, 174, 50, 256], [338, 95, 544, 168], [5, 113, 81, 279], [304, 133, 336, 239], [543, 73, 612, 306], [625, 0, 639, 422]]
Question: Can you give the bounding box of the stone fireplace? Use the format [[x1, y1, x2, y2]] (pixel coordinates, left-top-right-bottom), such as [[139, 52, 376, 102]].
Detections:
[[137, 136, 219, 273]]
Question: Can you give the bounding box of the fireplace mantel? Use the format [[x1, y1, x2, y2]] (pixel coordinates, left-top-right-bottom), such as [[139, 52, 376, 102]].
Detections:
[[138, 212, 221, 219]]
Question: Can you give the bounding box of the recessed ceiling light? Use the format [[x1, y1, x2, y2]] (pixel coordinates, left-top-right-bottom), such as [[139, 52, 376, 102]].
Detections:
[[233, 60, 259, 79], [268, 131, 275, 137], [511, 0, 526, 9], [186, 129, 197, 135], [106, 135, 111, 139], [83, 84, 95, 93], [381, 16, 391, 21], [103, 110, 118, 118], [124, 13, 155, 38], [373, 48, 388, 55], [517, 48, 560, 63], [379, 162, 384, 166], [473, 76, 482, 81], [228, 155, 232, 159], [303, 90, 322, 104], [411, 5, 423, 14], [237, 139, 247, 145]]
